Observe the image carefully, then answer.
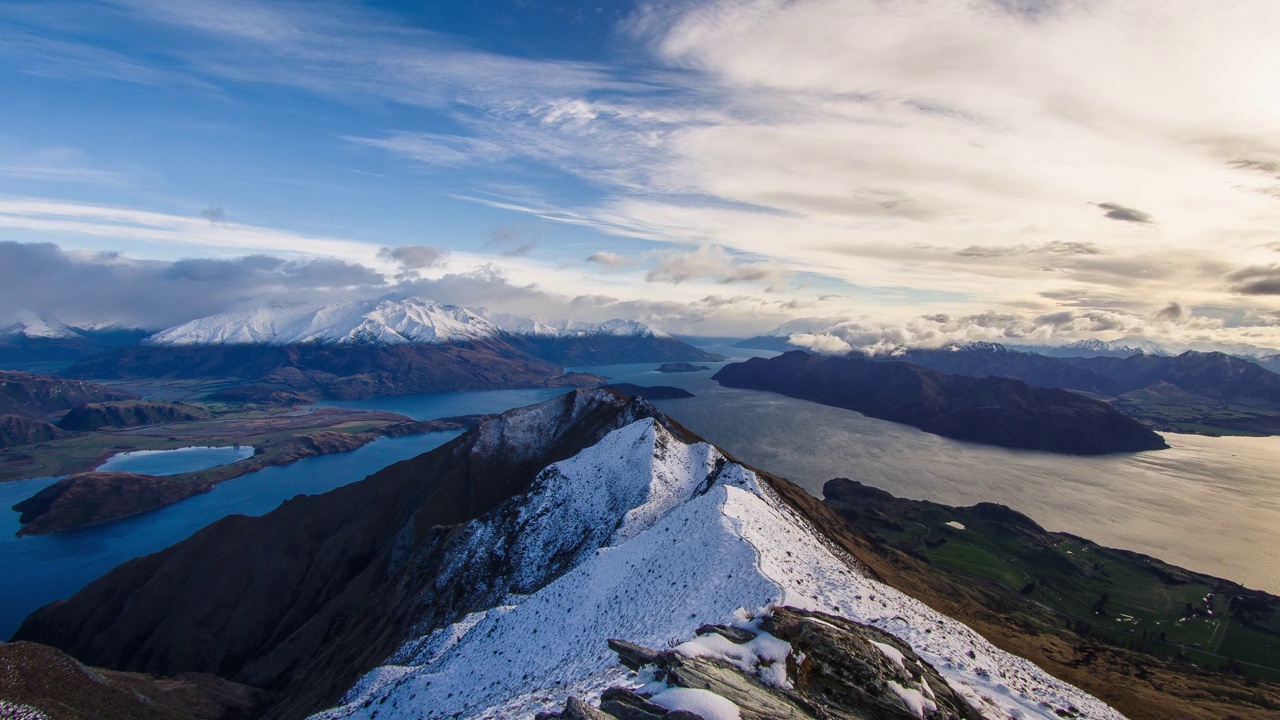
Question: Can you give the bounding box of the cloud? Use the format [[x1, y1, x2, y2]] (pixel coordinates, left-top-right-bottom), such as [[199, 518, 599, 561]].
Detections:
[[646, 245, 785, 285], [0, 241, 390, 329], [1095, 202, 1154, 224], [1155, 301, 1184, 321], [379, 245, 449, 270], [485, 227, 537, 257], [1227, 264, 1280, 295], [585, 251, 635, 269]]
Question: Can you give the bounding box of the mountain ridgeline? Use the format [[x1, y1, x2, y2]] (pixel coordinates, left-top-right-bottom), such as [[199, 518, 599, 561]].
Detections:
[[713, 351, 1167, 454], [887, 344, 1280, 435], [12, 389, 1124, 720]]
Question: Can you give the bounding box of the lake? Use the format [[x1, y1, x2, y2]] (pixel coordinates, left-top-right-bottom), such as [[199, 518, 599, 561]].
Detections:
[[1, 348, 1277, 639], [95, 445, 255, 475], [575, 346, 1280, 596], [0, 385, 572, 639]]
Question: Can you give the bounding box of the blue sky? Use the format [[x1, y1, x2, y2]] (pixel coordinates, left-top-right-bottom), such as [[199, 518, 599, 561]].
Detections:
[[2, 0, 1280, 349]]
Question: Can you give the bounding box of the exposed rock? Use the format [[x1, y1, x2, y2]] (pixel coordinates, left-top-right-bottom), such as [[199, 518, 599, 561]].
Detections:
[[56, 401, 209, 431], [714, 351, 1168, 454], [549, 609, 981, 720], [0, 415, 64, 449], [0, 371, 135, 418], [0, 640, 268, 720], [604, 383, 695, 400], [656, 363, 711, 373], [12, 472, 213, 536]]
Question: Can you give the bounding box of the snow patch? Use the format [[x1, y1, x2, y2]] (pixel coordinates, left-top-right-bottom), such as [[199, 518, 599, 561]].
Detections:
[[649, 687, 741, 720]]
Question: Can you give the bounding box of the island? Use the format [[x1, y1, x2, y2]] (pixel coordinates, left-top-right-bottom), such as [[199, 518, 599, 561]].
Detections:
[[712, 351, 1167, 454], [603, 383, 695, 399], [655, 362, 711, 373]]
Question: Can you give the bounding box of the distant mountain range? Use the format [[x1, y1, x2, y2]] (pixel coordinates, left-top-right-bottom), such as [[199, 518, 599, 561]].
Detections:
[[4, 300, 722, 399]]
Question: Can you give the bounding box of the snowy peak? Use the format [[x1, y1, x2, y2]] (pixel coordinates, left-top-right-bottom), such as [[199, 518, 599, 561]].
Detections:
[[314, 408, 1121, 720], [145, 298, 667, 346], [4, 310, 81, 339]]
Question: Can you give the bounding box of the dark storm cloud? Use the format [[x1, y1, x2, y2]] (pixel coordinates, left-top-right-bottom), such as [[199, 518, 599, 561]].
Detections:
[[1095, 202, 1153, 224], [1155, 301, 1184, 321], [1227, 264, 1280, 295], [0, 241, 389, 329]]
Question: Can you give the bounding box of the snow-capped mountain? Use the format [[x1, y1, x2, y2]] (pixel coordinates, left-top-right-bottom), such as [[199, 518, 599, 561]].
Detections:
[[1025, 338, 1174, 358], [2, 311, 81, 340], [145, 297, 667, 346], [311, 397, 1116, 720]]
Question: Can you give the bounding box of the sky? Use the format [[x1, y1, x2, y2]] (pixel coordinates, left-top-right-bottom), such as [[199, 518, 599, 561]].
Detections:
[[2, 0, 1280, 350]]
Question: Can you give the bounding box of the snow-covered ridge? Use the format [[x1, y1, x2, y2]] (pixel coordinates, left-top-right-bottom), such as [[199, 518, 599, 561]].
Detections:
[[144, 297, 666, 346], [312, 418, 1122, 720]]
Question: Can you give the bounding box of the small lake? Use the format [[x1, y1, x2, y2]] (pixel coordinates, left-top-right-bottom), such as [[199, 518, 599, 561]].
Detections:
[[95, 445, 255, 476]]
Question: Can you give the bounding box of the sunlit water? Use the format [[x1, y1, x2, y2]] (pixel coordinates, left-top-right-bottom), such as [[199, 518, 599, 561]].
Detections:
[[95, 445, 255, 476]]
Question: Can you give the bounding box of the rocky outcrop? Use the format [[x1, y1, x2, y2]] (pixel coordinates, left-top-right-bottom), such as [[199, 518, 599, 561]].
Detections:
[[0, 371, 135, 418], [0, 415, 64, 448], [603, 383, 695, 399], [56, 401, 209, 431], [62, 341, 604, 400], [11, 472, 214, 536], [656, 362, 711, 373], [0, 640, 268, 720], [714, 351, 1168, 454], [541, 607, 981, 720]]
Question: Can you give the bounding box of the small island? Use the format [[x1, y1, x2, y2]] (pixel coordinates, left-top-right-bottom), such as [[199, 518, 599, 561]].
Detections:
[[603, 383, 694, 399], [655, 362, 711, 373]]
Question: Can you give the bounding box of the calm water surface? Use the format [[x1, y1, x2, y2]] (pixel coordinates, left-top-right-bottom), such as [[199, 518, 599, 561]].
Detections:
[[95, 445, 254, 475], [0, 386, 573, 638], [574, 346, 1280, 596]]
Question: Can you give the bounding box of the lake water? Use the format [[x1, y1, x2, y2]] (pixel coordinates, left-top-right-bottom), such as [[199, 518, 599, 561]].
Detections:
[[574, 346, 1280, 596], [0, 385, 571, 639], [2, 350, 1277, 639], [95, 445, 255, 475]]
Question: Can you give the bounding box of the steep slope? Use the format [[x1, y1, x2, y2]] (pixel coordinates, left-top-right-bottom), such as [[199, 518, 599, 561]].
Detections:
[[891, 344, 1124, 395], [1062, 351, 1280, 404], [12, 472, 215, 536], [14, 390, 670, 717], [56, 401, 209, 431], [147, 299, 500, 346], [714, 352, 1166, 454], [15, 390, 1120, 720], [0, 415, 65, 448], [0, 371, 136, 418]]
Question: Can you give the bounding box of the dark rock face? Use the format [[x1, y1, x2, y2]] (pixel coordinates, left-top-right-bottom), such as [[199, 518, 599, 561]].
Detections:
[[713, 352, 1167, 454], [62, 341, 603, 400], [543, 607, 981, 720], [604, 383, 695, 399], [0, 328, 151, 369], [12, 472, 213, 536], [0, 370, 136, 418], [656, 362, 711, 373], [0, 414, 65, 448], [892, 344, 1124, 395], [0, 640, 269, 720], [56, 400, 209, 431], [13, 390, 678, 720]]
